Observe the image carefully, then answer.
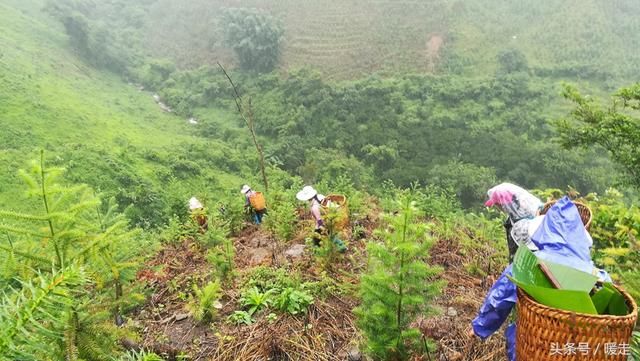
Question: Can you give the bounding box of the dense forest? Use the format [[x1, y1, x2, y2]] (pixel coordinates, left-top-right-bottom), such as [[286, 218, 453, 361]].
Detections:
[[1, 0, 639, 360]]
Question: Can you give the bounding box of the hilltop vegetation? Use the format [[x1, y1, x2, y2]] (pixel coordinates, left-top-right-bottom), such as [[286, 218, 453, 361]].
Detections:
[[28, 0, 640, 82]]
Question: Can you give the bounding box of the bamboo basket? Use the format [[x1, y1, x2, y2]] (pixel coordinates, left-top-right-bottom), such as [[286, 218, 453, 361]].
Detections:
[[321, 194, 349, 231], [540, 200, 593, 230], [249, 192, 266, 211], [516, 287, 637, 361]]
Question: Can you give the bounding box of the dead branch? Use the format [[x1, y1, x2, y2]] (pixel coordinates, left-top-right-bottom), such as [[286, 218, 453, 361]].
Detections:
[[217, 62, 269, 191]]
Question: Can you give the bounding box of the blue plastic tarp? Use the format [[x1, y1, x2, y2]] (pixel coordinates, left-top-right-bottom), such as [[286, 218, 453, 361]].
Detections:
[[506, 323, 516, 361], [531, 197, 610, 282]]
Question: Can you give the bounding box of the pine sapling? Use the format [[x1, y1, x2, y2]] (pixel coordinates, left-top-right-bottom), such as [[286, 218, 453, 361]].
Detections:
[[355, 190, 442, 360]]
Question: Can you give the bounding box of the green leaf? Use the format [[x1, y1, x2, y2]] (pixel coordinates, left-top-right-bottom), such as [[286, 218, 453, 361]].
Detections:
[[603, 283, 630, 316], [539, 259, 598, 292], [512, 247, 553, 288], [510, 277, 597, 314], [513, 247, 597, 292], [591, 286, 615, 314], [511, 247, 600, 314]]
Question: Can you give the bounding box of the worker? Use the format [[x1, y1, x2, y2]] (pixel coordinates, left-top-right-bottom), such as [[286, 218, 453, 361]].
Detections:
[[472, 196, 611, 361], [296, 186, 324, 238], [188, 196, 208, 232], [241, 184, 266, 225], [484, 182, 544, 262], [296, 186, 346, 251]]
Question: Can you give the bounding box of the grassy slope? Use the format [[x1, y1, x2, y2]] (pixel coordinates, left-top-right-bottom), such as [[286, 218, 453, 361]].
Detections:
[[0, 1, 241, 211], [143, 0, 640, 81]]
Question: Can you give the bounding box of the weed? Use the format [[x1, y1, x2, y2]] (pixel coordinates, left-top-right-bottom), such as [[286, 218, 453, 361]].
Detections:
[[240, 287, 276, 315], [266, 313, 278, 323], [188, 280, 222, 323], [244, 266, 301, 292], [228, 310, 254, 326], [119, 349, 165, 361], [273, 287, 314, 315]]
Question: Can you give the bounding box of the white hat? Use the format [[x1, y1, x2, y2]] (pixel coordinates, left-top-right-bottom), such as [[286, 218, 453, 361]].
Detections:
[[296, 186, 317, 201], [240, 184, 251, 194], [189, 197, 203, 210]]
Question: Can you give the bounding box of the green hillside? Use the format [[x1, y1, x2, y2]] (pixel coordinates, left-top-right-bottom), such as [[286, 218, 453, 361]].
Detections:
[[0, 1, 247, 224], [15, 0, 628, 208], [2, 0, 634, 216], [450, 1, 640, 77]]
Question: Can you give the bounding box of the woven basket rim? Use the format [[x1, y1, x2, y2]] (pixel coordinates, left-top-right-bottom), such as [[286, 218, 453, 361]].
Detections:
[[517, 285, 638, 321], [322, 194, 347, 205], [540, 199, 593, 228]]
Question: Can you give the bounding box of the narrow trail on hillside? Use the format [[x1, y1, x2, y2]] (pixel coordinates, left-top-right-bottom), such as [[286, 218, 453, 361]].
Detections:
[[130, 216, 507, 361]]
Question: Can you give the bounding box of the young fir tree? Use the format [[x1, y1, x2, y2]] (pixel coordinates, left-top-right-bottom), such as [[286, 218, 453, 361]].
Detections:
[[0, 151, 100, 270], [355, 190, 442, 360], [92, 197, 142, 326], [0, 151, 142, 360]]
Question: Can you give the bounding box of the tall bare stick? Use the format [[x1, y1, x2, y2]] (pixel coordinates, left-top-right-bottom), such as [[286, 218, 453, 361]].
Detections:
[[217, 62, 269, 191]]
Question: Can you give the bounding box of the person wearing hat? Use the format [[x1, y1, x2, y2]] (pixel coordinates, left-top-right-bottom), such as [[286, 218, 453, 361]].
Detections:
[[296, 186, 325, 237], [296, 186, 346, 251], [189, 196, 208, 232], [241, 184, 266, 225]]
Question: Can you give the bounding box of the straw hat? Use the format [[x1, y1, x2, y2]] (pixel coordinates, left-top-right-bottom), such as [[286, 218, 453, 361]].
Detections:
[[296, 186, 317, 201], [240, 184, 251, 194], [189, 197, 203, 210]]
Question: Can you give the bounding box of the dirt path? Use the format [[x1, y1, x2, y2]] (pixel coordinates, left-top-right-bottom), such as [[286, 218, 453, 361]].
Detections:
[[425, 34, 444, 72]]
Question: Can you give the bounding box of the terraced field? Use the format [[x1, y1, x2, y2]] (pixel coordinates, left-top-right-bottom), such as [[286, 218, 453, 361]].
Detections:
[[145, 0, 449, 79], [110, 0, 640, 80]]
